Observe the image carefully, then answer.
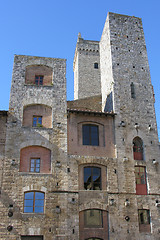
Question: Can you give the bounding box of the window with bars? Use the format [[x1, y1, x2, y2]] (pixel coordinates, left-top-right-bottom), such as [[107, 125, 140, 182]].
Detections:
[[82, 124, 99, 146], [84, 167, 101, 190], [30, 158, 40, 173], [32, 116, 42, 127], [35, 75, 43, 85], [24, 191, 44, 213]]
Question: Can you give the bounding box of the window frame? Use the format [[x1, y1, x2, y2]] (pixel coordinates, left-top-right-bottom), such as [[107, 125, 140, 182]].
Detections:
[[94, 63, 98, 69], [133, 137, 144, 160], [84, 209, 103, 228], [32, 115, 42, 127], [82, 124, 99, 146], [135, 166, 147, 195], [30, 158, 40, 173], [23, 191, 45, 214], [138, 209, 151, 232], [35, 75, 44, 85], [84, 166, 101, 190]]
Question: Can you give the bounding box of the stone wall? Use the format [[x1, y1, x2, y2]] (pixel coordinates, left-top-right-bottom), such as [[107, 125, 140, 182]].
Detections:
[[73, 36, 101, 99], [0, 111, 7, 189]]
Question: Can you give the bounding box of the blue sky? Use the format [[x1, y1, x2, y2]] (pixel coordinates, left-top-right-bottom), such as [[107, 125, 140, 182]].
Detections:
[[0, 0, 159, 139]]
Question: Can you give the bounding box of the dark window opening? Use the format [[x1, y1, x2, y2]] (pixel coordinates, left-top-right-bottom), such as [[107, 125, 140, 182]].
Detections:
[[133, 137, 143, 160], [138, 209, 151, 232], [35, 75, 43, 85], [94, 63, 98, 69], [83, 124, 99, 146], [84, 167, 101, 190], [131, 82, 135, 98], [84, 209, 103, 228], [32, 116, 42, 127], [30, 158, 40, 173], [86, 238, 103, 240], [24, 191, 44, 213], [21, 237, 43, 240]]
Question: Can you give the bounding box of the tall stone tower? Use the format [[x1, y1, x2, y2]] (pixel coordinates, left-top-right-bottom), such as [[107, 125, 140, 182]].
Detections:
[[73, 33, 101, 99], [100, 12, 160, 239], [0, 12, 159, 240]]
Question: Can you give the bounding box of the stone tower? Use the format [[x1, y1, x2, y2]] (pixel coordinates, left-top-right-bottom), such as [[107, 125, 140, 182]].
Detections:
[[73, 33, 101, 99], [0, 55, 72, 239], [0, 12, 159, 240]]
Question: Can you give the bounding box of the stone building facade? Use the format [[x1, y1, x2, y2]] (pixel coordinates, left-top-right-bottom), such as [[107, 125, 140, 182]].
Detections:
[[0, 12, 160, 240]]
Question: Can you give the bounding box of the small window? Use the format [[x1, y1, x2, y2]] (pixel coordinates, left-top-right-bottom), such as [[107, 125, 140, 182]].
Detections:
[[84, 209, 103, 228], [138, 209, 151, 232], [83, 124, 99, 146], [130, 82, 135, 98], [24, 191, 44, 213], [32, 116, 42, 127], [30, 158, 40, 173], [133, 137, 143, 160], [94, 63, 98, 69], [35, 75, 43, 85], [84, 167, 101, 190]]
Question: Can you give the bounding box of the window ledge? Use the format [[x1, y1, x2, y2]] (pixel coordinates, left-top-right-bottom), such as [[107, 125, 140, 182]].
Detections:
[[19, 172, 52, 176], [22, 213, 45, 217], [24, 84, 53, 88], [22, 126, 53, 130]]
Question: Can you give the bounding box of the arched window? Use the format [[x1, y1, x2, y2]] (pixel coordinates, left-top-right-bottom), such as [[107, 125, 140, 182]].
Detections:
[[24, 191, 44, 213], [133, 137, 144, 160], [20, 146, 51, 173], [23, 104, 52, 128]]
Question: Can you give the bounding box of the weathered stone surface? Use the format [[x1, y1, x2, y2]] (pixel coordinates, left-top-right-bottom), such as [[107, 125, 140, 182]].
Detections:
[[0, 12, 159, 240]]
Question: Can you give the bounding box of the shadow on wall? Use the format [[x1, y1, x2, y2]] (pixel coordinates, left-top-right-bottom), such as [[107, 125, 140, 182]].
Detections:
[[104, 92, 113, 112]]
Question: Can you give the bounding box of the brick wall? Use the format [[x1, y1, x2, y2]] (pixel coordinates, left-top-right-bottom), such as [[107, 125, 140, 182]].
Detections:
[[25, 65, 53, 85], [20, 146, 51, 173], [23, 104, 52, 128], [68, 112, 115, 157]]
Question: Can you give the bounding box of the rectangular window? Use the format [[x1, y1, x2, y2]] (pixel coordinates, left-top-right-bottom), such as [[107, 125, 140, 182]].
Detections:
[[32, 116, 42, 127], [84, 167, 101, 190], [83, 124, 99, 146], [135, 166, 147, 195], [138, 209, 151, 232], [35, 75, 43, 85], [24, 191, 44, 213], [131, 82, 135, 98], [84, 209, 103, 228], [30, 158, 40, 173]]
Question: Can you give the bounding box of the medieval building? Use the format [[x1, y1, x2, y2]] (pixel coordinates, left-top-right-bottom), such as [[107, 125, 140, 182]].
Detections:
[[0, 12, 160, 240]]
